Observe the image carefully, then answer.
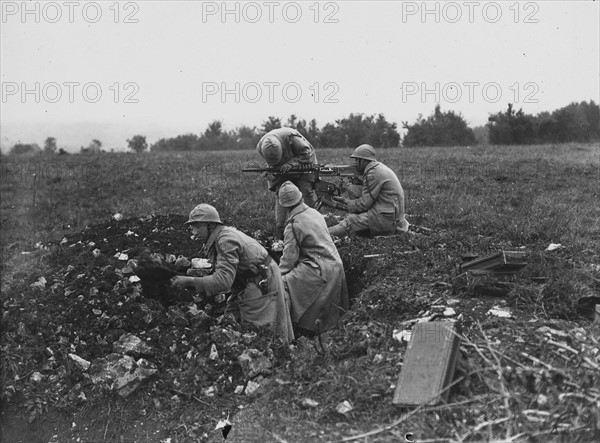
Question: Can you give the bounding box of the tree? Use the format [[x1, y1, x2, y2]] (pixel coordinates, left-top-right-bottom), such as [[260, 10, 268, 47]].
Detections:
[[472, 125, 490, 145], [319, 123, 346, 148], [234, 125, 260, 150], [403, 105, 476, 147], [9, 143, 41, 156], [81, 139, 102, 154], [204, 120, 223, 138], [487, 104, 536, 145], [127, 135, 148, 153], [199, 120, 234, 150], [261, 116, 281, 134], [307, 119, 320, 146], [151, 134, 201, 152], [43, 137, 57, 154], [367, 114, 400, 148], [286, 114, 298, 128]]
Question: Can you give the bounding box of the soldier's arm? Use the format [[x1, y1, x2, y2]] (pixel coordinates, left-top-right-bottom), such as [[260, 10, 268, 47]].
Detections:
[[279, 222, 301, 275], [193, 239, 239, 296], [347, 168, 384, 213]]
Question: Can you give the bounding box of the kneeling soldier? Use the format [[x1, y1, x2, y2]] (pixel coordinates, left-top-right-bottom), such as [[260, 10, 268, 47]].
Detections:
[[278, 181, 349, 334], [171, 204, 294, 343]]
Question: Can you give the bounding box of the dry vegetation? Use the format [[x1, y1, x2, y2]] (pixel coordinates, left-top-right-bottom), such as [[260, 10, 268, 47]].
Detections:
[[1, 143, 599, 442]]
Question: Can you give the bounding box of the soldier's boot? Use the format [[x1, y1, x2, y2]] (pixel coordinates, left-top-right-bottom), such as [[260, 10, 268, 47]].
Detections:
[[396, 217, 410, 233]]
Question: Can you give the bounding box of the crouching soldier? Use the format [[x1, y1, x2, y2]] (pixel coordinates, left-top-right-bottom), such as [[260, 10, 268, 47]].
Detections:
[[171, 204, 294, 343], [328, 144, 409, 237], [256, 127, 319, 239], [277, 181, 349, 334]]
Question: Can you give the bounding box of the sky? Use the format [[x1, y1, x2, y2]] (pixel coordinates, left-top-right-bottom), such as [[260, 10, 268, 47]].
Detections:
[[1, 0, 599, 151]]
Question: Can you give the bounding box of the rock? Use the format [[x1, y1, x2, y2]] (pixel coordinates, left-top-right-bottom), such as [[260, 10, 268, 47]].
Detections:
[[113, 333, 154, 357], [245, 379, 261, 396], [30, 277, 47, 290], [487, 306, 512, 318], [89, 353, 157, 397], [209, 344, 219, 361], [238, 348, 273, 378], [113, 358, 158, 398], [68, 353, 91, 371], [167, 306, 189, 326], [301, 398, 319, 408], [174, 255, 191, 269], [191, 258, 212, 269], [336, 400, 353, 415], [203, 386, 216, 397], [17, 322, 27, 337], [443, 307, 457, 317], [210, 326, 241, 347], [30, 372, 43, 383], [189, 308, 214, 328]]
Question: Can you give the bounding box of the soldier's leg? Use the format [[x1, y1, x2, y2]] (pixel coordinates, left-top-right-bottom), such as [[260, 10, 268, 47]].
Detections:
[[295, 178, 318, 208], [328, 213, 370, 237]]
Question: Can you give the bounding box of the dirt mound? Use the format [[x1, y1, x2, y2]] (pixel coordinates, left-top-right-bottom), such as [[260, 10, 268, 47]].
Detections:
[[2, 213, 599, 442], [0, 214, 397, 440]]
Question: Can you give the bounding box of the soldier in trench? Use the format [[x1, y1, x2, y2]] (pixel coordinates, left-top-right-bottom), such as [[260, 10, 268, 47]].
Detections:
[[170, 203, 294, 343], [277, 181, 349, 335]]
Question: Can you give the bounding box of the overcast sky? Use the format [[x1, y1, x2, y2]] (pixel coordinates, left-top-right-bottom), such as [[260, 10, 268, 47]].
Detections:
[[1, 0, 599, 151]]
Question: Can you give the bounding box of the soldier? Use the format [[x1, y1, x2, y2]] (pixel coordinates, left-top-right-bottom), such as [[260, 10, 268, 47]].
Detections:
[[277, 181, 349, 334], [328, 144, 409, 237], [170, 204, 294, 343], [256, 127, 319, 239]]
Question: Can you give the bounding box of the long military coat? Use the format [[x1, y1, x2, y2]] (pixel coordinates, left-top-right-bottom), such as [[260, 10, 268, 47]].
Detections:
[[279, 204, 349, 332], [192, 225, 294, 343]]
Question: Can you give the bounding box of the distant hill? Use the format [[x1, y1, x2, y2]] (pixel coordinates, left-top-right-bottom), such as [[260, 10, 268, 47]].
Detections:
[[0, 121, 196, 154]]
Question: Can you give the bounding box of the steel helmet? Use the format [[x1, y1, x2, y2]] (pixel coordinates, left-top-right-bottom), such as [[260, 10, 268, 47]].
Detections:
[[184, 204, 222, 225], [259, 136, 283, 165], [350, 144, 377, 162], [278, 181, 303, 208]]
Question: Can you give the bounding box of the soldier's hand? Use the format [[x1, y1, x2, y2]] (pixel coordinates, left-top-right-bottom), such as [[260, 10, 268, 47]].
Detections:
[[261, 172, 275, 181], [170, 276, 194, 290], [280, 163, 293, 173], [332, 196, 348, 205]]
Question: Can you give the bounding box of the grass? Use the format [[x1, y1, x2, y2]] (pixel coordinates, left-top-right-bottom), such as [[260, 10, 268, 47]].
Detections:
[[1, 142, 599, 442]]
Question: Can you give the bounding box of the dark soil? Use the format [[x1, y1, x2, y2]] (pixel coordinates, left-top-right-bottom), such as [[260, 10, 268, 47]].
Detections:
[[1, 213, 599, 442]]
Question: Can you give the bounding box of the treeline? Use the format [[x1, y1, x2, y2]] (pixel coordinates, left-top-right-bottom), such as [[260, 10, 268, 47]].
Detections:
[[402, 100, 600, 147], [6, 100, 599, 155], [149, 113, 401, 152], [487, 101, 600, 145]]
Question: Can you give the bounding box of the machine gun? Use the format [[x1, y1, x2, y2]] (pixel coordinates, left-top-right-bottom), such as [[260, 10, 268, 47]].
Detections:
[[242, 164, 361, 210]]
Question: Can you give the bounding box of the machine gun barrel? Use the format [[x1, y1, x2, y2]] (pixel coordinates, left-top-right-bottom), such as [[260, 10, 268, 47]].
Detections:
[[242, 164, 358, 176]]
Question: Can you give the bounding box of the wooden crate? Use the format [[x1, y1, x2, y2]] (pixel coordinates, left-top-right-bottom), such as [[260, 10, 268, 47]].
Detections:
[[393, 322, 461, 406]]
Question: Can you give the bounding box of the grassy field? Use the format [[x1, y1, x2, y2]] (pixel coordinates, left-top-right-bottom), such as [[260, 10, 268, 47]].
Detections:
[[1, 143, 599, 442]]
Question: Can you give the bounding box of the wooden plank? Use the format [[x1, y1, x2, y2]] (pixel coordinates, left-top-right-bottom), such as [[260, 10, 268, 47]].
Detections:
[[393, 322, 461, 406]]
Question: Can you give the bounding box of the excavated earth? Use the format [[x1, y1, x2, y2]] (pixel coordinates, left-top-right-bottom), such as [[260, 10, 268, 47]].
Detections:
[[1, 213, 599, 442]]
